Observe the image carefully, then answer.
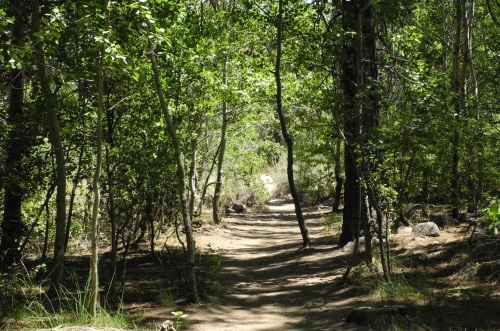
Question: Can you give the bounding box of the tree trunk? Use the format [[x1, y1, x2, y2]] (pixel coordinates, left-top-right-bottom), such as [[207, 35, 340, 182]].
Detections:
[[32, 0, 67, 291], [275, 0, 310, 248], [189, 139, 198, 220], [451, 0, 463, 220], [339, 0, 361, 247], [213, 60, 228, 224], [331, 139, 343, 212], [147, 21, 199, 303], [89, 0, 107, 314], [1, 8, 27, 264]]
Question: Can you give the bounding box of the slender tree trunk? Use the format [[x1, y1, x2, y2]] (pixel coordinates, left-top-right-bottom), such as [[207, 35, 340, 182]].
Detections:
[[89, 0, 107, 315], [462, 0, 476, 212], [339, 0, 361, 247], [147, 193, 155, 257], [147, 21, 199, 303], [367, 183, 390, 282], [451, 0, 462, 220], [32, 0, 67, 290], [42, 203, 50, 262], [213, 61, 228, 224], [106, 145, 118, 295], [197, 143, 220, 215], [470, 0, 482, 212], [275, 0, 310, 248], [65, 134, 86, 252], [331, 139, 343, 212], [189, 118, 201, 220], [1, 8, 27, 264]]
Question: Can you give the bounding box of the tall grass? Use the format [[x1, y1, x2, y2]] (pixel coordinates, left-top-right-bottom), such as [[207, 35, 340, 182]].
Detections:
[[1, 272, 132, 330]]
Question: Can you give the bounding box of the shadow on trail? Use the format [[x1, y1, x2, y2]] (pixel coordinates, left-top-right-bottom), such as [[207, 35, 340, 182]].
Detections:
[[187, 202, 361, 330]]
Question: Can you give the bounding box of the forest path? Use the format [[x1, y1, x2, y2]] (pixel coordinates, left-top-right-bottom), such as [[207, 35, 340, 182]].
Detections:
[[183, 199, 362, 331]]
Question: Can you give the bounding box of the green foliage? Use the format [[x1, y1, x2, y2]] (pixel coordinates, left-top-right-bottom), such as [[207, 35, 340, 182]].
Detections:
[[322, 212, 342, 233], [196, 244, 223, 302], [17, 286, 130, 329], [0, 263, 45, 319], [171, 311, 188, 331], [1, 267, 131, 330], [482, 199, 500, 235], [156, 289, 176, 307], [3, 0, 500, 326]]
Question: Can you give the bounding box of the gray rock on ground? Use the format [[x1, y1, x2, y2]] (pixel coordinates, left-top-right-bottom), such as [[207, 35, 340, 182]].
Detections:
[[412, 222, 440, 237]]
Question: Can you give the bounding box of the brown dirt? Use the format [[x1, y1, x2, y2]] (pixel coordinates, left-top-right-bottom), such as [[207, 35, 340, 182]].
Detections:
[[133, 200, 500, 331], [33, 200, 500, 330]]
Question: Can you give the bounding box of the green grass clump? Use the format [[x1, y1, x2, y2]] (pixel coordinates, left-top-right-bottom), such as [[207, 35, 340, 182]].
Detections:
[[157, 290, 176, 307], [2, 275, 132, 331]]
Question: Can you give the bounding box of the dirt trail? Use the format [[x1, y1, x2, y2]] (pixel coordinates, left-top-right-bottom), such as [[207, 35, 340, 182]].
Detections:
[[183, 199, 361, 331], [34, 200, 500, 330]]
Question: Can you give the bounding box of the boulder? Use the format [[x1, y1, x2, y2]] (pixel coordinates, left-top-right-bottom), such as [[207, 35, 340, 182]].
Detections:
[[430, 214, 456, 228], [231, 203, 247, 213], [412, 222, 440, 237]]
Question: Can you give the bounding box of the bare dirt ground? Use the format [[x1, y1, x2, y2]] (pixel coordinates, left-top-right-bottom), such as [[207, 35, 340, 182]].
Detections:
[[32, 199, 500, 331], [133, 199, 500, 331], [183, 200, 352, 331]]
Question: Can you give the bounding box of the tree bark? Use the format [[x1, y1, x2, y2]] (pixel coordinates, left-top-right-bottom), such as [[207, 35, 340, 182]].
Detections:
[[89, 0, 107, 316], [451, 0, 463, 219], [339, 0, 361, 247], [32, 0, 67, 291], [1, 8, 27, 264], [331, 139, 343, 212], [189, 136, 199, 220], [275, 0, 310, 248], [147, 21, 199, 303], [213, 60, 228, 224]]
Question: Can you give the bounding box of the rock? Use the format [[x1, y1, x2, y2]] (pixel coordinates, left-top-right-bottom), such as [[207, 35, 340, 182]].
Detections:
[[231, 203, 247, 213], [412, 222, 440, 237], [430, 214, 456, 228], [397, 226, 413, 235]]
